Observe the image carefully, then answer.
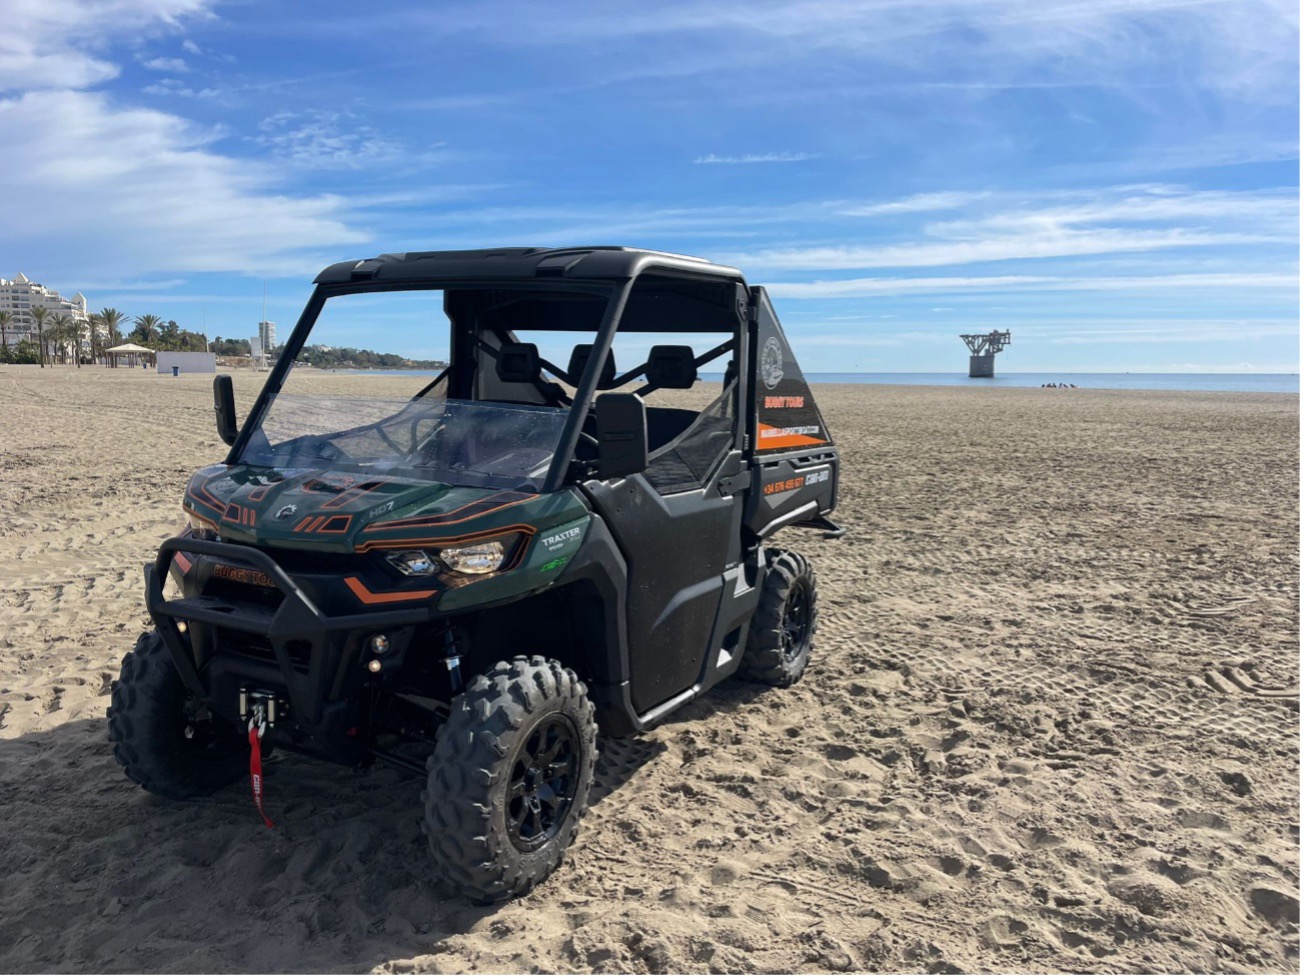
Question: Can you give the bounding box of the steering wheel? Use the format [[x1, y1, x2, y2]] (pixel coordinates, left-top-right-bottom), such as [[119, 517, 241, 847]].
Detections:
[[407, 415, 447, 459], [376, 424, 405, 455]]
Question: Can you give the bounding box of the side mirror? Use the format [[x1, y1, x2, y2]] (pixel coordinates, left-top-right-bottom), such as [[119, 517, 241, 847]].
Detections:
[[213, 374, 239, 446], [593, 392, 647, 480]]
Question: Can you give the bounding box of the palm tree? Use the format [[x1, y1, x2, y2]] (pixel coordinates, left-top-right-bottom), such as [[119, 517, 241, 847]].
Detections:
[[31, 306, 48, 368], [131, 313, 164, 347], [0, 310, 10, 355], [48, 314, 68, 365], [71, 315, 84, 367], [97, 307, 127, 355], [86, 312, 104, 363], [54, 314, 81, 365]]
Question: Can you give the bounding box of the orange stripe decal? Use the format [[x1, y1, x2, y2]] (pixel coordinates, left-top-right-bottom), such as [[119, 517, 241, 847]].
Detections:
[[354, 523, 536, 554], [344, 577, 437, 605]]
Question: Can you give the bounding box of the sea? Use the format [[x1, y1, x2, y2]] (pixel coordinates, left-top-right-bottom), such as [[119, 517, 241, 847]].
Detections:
[[336, 369, 1298, 394], [799, 373, 1300, 394]]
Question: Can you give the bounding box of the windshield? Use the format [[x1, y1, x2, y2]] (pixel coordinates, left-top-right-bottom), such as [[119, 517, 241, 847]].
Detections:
[[232, 282, 740, 493], [240, 394, 566, 492]]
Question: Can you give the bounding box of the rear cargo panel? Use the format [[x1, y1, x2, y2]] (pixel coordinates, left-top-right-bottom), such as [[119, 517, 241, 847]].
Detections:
[[744, 448, 839, 538], [745, 287, 840, 537], [750, 287, 835, 455]]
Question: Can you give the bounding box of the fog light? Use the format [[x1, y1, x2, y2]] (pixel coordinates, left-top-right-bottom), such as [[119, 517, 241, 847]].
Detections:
[[386, 550, 437, 576], [177, 621, 188, 634], [369, 634, 390, 655], [367, 659, 382, 673]]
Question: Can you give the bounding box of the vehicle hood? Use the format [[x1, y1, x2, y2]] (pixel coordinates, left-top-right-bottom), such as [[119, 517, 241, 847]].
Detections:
[[182, 463, 555, 554]]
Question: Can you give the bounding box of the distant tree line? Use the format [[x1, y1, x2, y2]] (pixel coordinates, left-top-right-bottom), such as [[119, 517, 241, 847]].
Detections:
[[0, 307, 206, 367], [0, 308, 445, 371], [128, 315, 208, 352], [210, 337, 252, 356], [293, 345, 448, 370]]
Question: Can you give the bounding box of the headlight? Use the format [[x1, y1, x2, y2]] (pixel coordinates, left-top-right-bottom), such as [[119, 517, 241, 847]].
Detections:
[[185, 510, 218, 541], [386, 550, 438, 576], [438, 540, 506, 575]]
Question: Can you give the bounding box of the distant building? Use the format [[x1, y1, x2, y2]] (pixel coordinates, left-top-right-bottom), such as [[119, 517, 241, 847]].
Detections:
[[258, 320, 277, 352], [0, 272, 89, 345], [250, 335, 269, 371]]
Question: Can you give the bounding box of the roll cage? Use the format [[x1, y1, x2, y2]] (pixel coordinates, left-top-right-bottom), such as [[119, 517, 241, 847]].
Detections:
[[227, 248, 754, 494]]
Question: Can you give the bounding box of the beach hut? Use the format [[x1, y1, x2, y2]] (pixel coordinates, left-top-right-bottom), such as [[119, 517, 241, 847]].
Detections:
[[104, 341, 156, 369]]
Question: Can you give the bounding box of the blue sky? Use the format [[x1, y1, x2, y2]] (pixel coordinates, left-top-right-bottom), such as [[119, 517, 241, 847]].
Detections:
[[0, 0, 1297, 372]]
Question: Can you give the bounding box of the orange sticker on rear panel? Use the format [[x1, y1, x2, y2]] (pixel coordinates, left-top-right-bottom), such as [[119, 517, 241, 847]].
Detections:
[[756, 422, 828, 450]]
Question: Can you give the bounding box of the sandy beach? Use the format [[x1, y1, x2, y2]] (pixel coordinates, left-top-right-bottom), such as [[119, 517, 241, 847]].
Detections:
[[0, 366, 1297, 974]]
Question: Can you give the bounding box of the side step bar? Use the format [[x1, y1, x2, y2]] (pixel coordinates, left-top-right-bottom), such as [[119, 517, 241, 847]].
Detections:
[[795, 514, 847, 539]]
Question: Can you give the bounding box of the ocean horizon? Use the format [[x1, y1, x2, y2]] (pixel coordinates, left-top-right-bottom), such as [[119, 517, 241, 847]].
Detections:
[[332, 369, 1299, 394], [796, 372, 1300, 394]]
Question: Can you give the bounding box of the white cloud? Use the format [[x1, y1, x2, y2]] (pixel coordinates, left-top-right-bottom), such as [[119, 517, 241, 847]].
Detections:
[[181, 39, 203, 55], [841, 192, 991, 217], [401, 0, 1299, 104], [694, 152, 817, 164], [143, 77, 219, 97], [766, 271, 1299, 298], [0, 0, 379, 278], [744, 229, 1282, 272], [250, 111, 419, 169], [0, 90, 369, 276], [0, 0, 211, 92], [1046, 322, 1301, 344], [732, 185, 1298, 271], [769, 276, 1042, 297], [142, 56, 188, 72]]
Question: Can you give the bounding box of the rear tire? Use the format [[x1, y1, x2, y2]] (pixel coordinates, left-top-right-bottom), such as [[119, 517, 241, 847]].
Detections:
[[740, 548, 817, 687], [107, 630, 246, 798], [423, 656, 598, 903]]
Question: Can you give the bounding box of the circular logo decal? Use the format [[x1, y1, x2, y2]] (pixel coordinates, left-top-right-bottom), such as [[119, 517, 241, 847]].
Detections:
[[275, 504, 298, 521], [760, 337, 785, 390]]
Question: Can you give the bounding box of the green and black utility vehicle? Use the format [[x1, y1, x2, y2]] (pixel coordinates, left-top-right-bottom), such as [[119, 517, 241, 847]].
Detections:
[[110, 247, 842, 901]]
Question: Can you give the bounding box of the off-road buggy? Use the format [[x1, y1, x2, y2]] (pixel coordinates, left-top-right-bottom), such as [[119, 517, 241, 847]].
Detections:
[[109, 247, 842, 901]]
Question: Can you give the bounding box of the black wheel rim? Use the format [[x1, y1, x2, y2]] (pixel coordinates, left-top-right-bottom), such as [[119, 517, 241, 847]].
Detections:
[[781, 583, 812, 663], [507, 715, 581, 852]]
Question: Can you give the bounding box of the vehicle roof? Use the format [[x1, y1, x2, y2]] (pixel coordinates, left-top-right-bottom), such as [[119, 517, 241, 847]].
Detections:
[[314, 246, 746, 287]]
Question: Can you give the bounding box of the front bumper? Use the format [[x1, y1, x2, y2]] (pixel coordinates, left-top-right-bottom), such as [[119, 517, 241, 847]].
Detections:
[[147, 536, 435, 762]]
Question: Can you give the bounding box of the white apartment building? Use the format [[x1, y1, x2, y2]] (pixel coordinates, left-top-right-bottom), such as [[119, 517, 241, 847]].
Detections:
[[0, 272, 89, 345], [258, 319, 277, 352]]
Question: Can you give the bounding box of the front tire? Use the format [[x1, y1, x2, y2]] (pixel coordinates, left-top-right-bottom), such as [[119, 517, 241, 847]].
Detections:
[[423, 656, 598, 903], [740, 548, 818, 687], [107, 630, 245, 798]]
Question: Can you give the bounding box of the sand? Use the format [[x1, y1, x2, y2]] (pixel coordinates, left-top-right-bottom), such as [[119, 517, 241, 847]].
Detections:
[[0, 366, 1297, 974]]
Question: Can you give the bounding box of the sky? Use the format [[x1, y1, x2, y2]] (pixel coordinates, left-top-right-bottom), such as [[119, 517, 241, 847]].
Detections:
[[0, 0, 1298, 372]]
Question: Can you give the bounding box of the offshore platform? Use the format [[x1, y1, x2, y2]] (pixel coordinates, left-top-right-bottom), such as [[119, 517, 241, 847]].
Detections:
[[960, 330, 1011, 377]]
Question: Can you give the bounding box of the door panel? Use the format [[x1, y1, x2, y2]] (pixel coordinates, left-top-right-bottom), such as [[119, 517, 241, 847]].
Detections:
[[583, 474, 738, 714]]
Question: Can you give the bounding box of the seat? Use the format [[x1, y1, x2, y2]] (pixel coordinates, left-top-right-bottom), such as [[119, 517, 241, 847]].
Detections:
[[496, 342, 540, 383], [568, 344, 616, 389], [645, 345, 697, 389]]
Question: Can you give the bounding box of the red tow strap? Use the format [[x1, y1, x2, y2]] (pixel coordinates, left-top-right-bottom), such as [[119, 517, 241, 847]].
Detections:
[[248, 724, 275, 829]]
